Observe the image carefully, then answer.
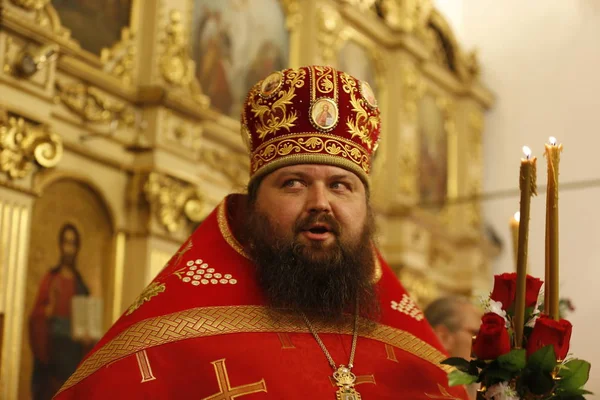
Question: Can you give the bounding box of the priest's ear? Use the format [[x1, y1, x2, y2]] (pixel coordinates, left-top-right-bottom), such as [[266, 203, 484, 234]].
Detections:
[[431, 324, 455, 353]]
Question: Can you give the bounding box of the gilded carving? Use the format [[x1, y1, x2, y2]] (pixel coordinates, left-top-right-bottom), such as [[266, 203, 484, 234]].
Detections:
[[163, 112, 203, 154], [200, 148, 248, 189], [101, 28, 136, 86], [55, 80, 136, 126], [0, 108, 63, 179], [317, 5, 345, 65], [9, 0, 50, 11], [280, 0, 302, 29], [159, 10, 208, 106], [144, 172, 206, 233], [465, 111, 484, 229]]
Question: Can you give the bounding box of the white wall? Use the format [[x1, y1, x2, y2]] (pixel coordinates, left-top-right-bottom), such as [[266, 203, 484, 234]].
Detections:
[[437, 0, 600, 394]]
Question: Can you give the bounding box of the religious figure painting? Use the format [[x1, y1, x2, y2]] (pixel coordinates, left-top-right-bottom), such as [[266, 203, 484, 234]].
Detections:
[[52, 0, 132, 55], [418, 94, 448, 209], [337, 39, 378, 98], [311, 98, 339, 131], [19, 179, 113, 400], [191, 0, 289, 118]]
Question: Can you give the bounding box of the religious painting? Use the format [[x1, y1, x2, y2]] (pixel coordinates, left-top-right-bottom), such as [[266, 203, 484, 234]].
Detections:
[[191, 0, 289, 118], [259, 71, 283, 98], [19, 179, 113, 400], [311, 98, 339, 131], [52, 0, 132, 55], [418, 94, 448, 209], [337, 39, 379, 99]]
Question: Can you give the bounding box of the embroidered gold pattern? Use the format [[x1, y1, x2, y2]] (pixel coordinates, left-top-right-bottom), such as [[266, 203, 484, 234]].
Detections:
[[249, 68, 306, 140], [125, 282, 166, 316], [202, 359, 267, 400], [251, 133, 369, 174], [173, 239, 193, 267], [277, 333, 296, 349], [425, 384, 464, 399], [57, 306, 451, 394], [173, 258, 237, 287], [216, 200, 250, 259], [311, 66, 338, 101], [135, 350, 156, 383], [340, 73, 378, 150], [385, 344, 398, 362], [390, 294, 425, 321]]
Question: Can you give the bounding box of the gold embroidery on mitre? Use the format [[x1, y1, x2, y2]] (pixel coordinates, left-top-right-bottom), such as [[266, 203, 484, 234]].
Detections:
[[340, 73, 378, 150], [57, 305, 451, 394], [391, 294, 425, 321], [173, 258, 237, 287], [311, 66, 338, 101], [126, 282, 166, 316], [249, 68, 306, 140], [251, 133, 370, 174]]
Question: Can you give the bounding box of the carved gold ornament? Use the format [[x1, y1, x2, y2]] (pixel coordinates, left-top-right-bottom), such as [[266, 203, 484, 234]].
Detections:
[[249, 68, 306, 140], [101, 28, 136, 86], [340, 72, 377, 150], [200, 148, 248, 188], [143, 173, 206, 233], [9, 0, 50, 11], [0, 108, 63, 179], [55, 80, 135, 126]]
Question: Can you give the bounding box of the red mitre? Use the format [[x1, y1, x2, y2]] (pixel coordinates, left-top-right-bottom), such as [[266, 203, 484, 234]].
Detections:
[[241, 65, 381, 185]]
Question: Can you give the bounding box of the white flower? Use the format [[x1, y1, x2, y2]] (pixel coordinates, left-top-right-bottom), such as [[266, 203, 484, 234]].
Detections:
[[485, 381, 519, 400], [480, 296, 509, 326]]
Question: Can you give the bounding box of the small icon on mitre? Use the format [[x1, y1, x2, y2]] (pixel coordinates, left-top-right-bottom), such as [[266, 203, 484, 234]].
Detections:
[[259, 71, 283, 98], [310, 98, 339, 132], [360, 81, 377, 109]]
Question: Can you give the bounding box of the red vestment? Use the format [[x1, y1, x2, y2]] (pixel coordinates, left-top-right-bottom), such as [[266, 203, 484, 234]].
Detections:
[[55, 195, 466, 399]]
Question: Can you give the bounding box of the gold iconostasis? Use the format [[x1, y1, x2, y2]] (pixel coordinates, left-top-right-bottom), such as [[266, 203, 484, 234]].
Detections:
[[0, 0, 495, 398]]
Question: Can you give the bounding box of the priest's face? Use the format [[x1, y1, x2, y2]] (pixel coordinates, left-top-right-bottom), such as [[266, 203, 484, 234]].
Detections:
[[246, 164, 378, 322]]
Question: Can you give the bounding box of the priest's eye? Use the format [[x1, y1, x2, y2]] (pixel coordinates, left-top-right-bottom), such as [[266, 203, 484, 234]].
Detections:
[[282, 179, 303, 188], [330, 181, 350, 191]]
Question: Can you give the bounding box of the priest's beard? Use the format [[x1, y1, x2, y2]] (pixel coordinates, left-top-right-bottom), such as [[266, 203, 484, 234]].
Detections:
[[246, 205, 379, 325]]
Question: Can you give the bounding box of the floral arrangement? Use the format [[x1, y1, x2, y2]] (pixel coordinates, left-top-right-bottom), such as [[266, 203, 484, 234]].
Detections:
[[443, 273, 592, 399]]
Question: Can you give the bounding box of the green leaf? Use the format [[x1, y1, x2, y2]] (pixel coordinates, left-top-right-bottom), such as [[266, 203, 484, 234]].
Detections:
[[448, 370, 478, 386], [497, 348, 526, 372], [527, 345, 558, 374], [523, 370, 555, 395], [558, 360, 591, 391], [557, 388, 594, 396], [441, 357, 471, 372], [483, 367, 513, 384]]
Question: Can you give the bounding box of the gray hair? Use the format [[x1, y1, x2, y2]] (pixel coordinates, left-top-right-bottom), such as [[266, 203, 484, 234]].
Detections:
[[424, 296, 472, 333]]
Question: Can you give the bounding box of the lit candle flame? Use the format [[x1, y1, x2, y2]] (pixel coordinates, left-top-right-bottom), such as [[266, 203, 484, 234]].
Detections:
[[522, 146, 532, 159], [549, 136, 557, 146], [514, 211, 520, 222]]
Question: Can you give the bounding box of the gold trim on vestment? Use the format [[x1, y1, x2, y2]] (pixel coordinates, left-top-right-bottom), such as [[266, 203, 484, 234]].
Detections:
[[57, 305, 451, 395], [217, 199, 250, 260]]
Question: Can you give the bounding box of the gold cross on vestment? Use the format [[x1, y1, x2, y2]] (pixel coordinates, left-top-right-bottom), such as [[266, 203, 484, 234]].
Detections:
[[202, 359, 267, 400]]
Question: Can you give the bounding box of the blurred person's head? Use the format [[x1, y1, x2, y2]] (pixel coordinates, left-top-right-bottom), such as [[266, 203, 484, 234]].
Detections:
[[424, 296, 481, 360]]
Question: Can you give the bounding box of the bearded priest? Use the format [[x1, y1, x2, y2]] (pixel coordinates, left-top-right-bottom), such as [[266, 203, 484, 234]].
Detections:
[[55, 66, 468, 400]]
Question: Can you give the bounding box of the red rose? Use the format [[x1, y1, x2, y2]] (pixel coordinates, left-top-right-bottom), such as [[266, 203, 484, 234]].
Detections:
[[526, 314, 572, 360], [472, 313, 511, 360], [490, 273, 543, 311]]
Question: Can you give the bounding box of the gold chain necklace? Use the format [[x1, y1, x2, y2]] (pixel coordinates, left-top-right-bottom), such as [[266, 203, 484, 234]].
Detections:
[[301, 310, 362, 400]]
